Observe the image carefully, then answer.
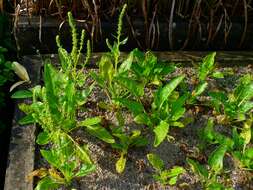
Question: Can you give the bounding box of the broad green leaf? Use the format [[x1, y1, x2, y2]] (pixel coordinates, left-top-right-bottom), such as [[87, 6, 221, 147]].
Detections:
[[61, 162, 76, 181], [132, 48, 145, 62], [116, 153, 127, 173], [168, 176, 178, 185], [171, 94, 188, 121], [130, 136, 148, 147], [129, 130, 148, 147], [118, 52, 133, 74], [79, 117, 101, 127], [75, 144, 92, 164], [159, 166, 185, 185], [40, 150, 59, 168], [209, 91, 228, 102], [170, 121, 184, 128], [77, 83, 94, 106], [206, 182, 226, 190], [186, 158, 208, 179], [154, 63, 176, 75], [192, 81, 208, 97], [11, 90, 32, 99], [147, 153, 164, 171], [198, 52, 216, 81], [209, 91, 228, 112], [35, 177, 60, 190], [208, 145, 227, 173], [99, 55, 114, 84], [153, 121, 169, 147], [85, 125, 115, 144], [234, 77, 253, 105], [36, 132, 51, 145], [240, 119, 252, 146], [113, 133, 129, 148], [18, 114, 35, 125], [134, 113, 152, 127], [142, 52, 156, 76], [245, 148, 253, 159], [115, 76, 144, 97], [116, 98, 144, 116], [44, 63, 61, 120], [90, 71, 105, 87], [163, 166, 185, 178], [131, 63, 143, 78], [64, 80, 76, 119], [214, 133, 234, 150], [201, 118, 215, 142], [212, 71, 224, 79], [239, 101, 253, 113], [232, 127, 245, 149], [153, 75, 185, 110], [75, 164, 96, 177]]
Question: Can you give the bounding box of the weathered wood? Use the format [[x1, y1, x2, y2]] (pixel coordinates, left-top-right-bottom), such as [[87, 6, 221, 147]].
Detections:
[[4, 56, 42, 190], [15, 16, 253, 54]]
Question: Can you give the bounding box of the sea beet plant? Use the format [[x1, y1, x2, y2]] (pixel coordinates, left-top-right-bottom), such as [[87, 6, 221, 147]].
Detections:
[[90, 4, 149, 173], [147, 153, 185, 186], [11, 12, 98, 189], [9, 2, 253, 189]]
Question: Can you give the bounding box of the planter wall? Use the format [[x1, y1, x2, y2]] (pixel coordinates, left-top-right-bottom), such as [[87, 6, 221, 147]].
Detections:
[[4, 56, 41, 190], [15, 17, 253, 55]]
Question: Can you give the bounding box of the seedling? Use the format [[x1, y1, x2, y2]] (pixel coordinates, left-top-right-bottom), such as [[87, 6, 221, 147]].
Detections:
[[187, 52, 223, 104], [130, 49, 176, 86], [209, 74, 253, 123], [134, 75, 186, 147], [187, 158, 233, 190], [147, 153, 185, 186]]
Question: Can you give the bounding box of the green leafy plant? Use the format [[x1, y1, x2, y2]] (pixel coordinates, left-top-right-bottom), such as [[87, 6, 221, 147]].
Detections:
[[209, 74, 253, 123], [89, 4, 149, 174], [133, 75, 186, 147], [196, 116, 252, 188], [91, 4, 145, 107], [187, 158, 233, 190], [111, 128, 148, 173], [130, 49, 176, 86], [11, 12, 98, 189], [187, 118, 236, 189], [187, 52, 223, 104], [147, 153, 185, 186]]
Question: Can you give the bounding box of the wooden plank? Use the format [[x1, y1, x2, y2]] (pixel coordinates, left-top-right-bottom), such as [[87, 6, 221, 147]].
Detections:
[[4, 56, 42, 190]]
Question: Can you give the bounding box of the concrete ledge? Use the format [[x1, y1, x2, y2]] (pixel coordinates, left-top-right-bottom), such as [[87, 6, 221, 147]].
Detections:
[[4, 56, 42, 190]]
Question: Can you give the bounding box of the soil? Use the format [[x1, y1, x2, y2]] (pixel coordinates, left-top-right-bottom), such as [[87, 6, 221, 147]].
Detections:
[[35, 64, 253, 190]]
